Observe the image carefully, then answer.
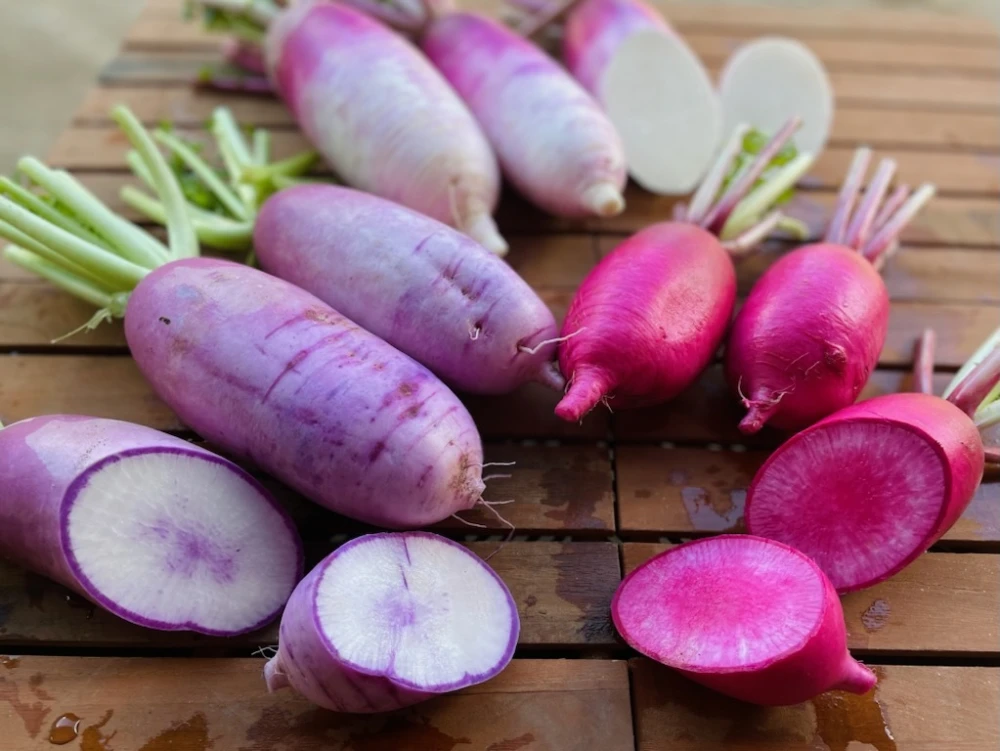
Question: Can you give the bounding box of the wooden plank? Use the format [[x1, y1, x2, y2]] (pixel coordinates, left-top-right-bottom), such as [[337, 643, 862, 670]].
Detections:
[[75, 86, 1000, 152], [623, 545, 1000, 655], [615, 446, 1000, 546], [631, 659, 999, 751], [0, 656, 634, 751], [0, 541, 620, 649]]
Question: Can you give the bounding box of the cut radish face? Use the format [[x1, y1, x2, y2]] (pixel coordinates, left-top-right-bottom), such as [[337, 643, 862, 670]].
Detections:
[[746, 393, 985, 593], [0, 416, 303, 635], [719, 37, 834, 156], [265, 532, 519, 713], [613, 535, 875, 706]]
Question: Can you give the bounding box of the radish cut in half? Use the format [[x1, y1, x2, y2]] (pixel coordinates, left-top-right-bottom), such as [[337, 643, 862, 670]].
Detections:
[[719, 37, 834, 156], [612, 535, 875, 706], [602, 29, 722, 194], [265, 532, 519, 713]]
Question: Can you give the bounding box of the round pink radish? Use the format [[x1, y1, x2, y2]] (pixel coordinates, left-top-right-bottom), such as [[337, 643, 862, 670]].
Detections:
[[613, 535, 876, 706], [746, 392, 986, 593], [0, 415, 302, 635], [421, 12, 626, 218], [254, 185, 564, 394], [727, 149, 937, 434], [264, 532, 518, 713], [563, 0, 721, 194], [265, 0, 506, 253]]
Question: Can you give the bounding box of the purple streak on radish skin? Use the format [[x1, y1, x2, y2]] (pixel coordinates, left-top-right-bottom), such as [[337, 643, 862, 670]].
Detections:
[[421, 12, 625, 218], [125, 258, 484, 528], [254, 185, 563, 394], [265, 0, 504, 252], [0, 415, 302, 634]]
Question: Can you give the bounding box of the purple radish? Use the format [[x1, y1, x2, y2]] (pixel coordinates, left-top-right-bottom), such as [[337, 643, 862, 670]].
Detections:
[[745, 328, 1000, 593], [613, 535, 875, 705], [563, 0, 721, 194], [0, 106, 486, 530], [421, 11, 627, 218], [254, 184, 564, 394], [265, 532, 519, 712], [726, 148, 937, 434], [0, 415, 302, 635]]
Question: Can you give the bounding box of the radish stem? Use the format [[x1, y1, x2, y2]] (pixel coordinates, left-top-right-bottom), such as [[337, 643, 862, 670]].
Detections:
[[722, 210, 783, 256], [985, 446, 1000, 464], [721, 152, 815, 239], [913, 329, 935, 396], [0, 177, 107, 249], [947, 341, 1000, 418], [121, 187, 254, 251], [685, 124, 750, 226], [872, 183, 909, 234], [863, 184, 936, 265], [4, 246, 120, 311], [825, 147, 871, 245], [945, 327, 1000, 400], [976, 401, 1000, 431], [844, 158, 896, 251], [153, 130, 251, 221]]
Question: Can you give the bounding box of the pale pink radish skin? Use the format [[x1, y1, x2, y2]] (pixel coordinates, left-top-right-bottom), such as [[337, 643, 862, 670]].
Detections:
[[421, 12, 626, 219], [613, 536, 875, 706], [126, 258, 485, 529], [0, 415, 302, 635], [254, 185, 564, 394], [264, 0, 506, 253], [727, 149, 937, 434], [265, 532, 519, 713], [562, 0, 721, 194]]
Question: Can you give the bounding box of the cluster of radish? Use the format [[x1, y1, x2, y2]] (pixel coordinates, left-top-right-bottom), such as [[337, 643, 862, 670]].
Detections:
[[0, 0, 994, 721]]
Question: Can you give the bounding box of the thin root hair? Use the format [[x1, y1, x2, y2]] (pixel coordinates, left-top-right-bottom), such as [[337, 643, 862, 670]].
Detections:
[[252, 645, 279, 658], [451, 512, 488, 529], [478, 499, 517, 561], [482, 473, 513, 483], [519, 327, 587, 355], [479, 461, 518, 469]]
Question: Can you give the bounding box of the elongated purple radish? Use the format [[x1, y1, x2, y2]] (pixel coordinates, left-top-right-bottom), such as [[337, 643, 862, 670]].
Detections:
[[265, 532, 518, 712], [0, 415, 302, 634], [726, 148, 937, 434], [745, 330, 1000, 593], [421, 12, 626, 219], [719, 37, 834, 155], [555, 118, 816, 421], [335, 0, 453, 31], [563, 0, 721, 194], [254, 185, 563, 394], [613, 536, 875, 705], [0, 107, 487, 530]]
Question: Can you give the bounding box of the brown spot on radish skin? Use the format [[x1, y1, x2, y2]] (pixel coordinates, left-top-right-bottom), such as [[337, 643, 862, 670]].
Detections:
[[138, 712, 211, 751], [398, 382, 416, 397], [812, 668, 896, 751], [158, 316, 171, 325], [861, 599, 891, 632]]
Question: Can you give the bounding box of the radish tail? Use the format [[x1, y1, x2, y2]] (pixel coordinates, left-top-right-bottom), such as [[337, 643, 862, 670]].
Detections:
[[832, 658, 878, 695], [913, 329, 936, 396], [738, 399, 780, 435], [843, 158, 897, 251], [555, 369, 612, 422], [825, 147, 872, 245], [464, 212, 508, 256], [581, 182, 626, 218], [263, 652, 291, 692], [947, 342, 1000, 418]]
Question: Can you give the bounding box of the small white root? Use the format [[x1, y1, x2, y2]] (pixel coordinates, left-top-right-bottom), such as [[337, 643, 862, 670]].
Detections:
[[519, 327, 587, 356]]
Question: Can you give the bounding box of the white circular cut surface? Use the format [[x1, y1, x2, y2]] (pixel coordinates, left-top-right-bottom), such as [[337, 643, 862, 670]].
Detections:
[[67, 450, 300, 633], [719, 37, 834, 155], [601, 29, 722, 195]]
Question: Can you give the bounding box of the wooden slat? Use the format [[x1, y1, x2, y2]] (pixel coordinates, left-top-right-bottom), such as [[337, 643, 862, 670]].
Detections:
[[0, 541, 619, 649], [75, 85, 1000, 151], [623, 544, 1000, 655], [0, 656, 634, 751], [631, 659, 999, 750], [615, 446, 1000, 546]]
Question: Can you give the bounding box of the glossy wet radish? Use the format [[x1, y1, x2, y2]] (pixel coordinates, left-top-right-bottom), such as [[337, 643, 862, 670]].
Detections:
[[613, 535, 875, 705]]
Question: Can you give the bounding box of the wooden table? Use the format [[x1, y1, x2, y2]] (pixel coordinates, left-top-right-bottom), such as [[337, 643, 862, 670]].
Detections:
[[2, 0, 999, 748]]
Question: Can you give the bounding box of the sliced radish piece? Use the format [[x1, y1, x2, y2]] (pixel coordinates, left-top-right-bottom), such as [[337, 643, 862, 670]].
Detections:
[[613, 535, 875, 706], [265, 532, 519, 713], [719, 37, 834, 156]]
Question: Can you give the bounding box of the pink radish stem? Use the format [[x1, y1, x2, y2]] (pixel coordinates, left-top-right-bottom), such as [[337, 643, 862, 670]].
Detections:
[[685, 124, 750, 225], [913, 328, 936, 396], [985, 446, 1000, 463], [824, 148, 871, 245], [722, 210, 782, 256], [843, 158, 896, 250], [947, 344, 1000, 418], [871, 183, 910, 234], [863, 184, 936, 265]]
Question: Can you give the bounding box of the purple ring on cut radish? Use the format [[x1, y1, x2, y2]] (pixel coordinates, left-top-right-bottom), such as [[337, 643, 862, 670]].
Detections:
[[612, 535, 875, 706], [264, 532, 519, 713]]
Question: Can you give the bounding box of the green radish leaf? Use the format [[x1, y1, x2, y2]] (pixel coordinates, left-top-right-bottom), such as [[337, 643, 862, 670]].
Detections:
[[721, 127, 801, 207]]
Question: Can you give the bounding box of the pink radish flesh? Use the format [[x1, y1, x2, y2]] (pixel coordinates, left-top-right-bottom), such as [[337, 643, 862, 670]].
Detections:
[[254, 185, 563, 394], [0, 415, 302, 635], [265, 1, 505, 253], [613, 535, 875, 705], [265, 532, 518, 713], [421, 12, 626, 218], [747, 393, 985, 592]]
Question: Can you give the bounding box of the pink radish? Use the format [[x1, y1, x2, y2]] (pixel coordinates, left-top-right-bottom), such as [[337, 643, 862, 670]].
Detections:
[[421, 11, 626, 218], [0, 106, 486, 530], [745, 328, 1000, 593], [727, 148, 937, 434], [555, 118, 816, 422], [0, 415, 302, 635], [253, 184, 564, 394], [613, 535, 876, 705], [562, 0, 721, 194], [265, 532, 518, 712]]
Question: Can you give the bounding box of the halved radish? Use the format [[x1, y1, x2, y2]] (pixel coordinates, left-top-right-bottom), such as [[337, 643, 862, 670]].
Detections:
[[613, 535, 875, 706], [719, 37, 834, 155], [265, 532, 519, 713]]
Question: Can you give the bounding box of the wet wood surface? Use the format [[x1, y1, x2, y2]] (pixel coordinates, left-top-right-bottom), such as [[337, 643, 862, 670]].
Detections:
[[1, 0, 998, 748]]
